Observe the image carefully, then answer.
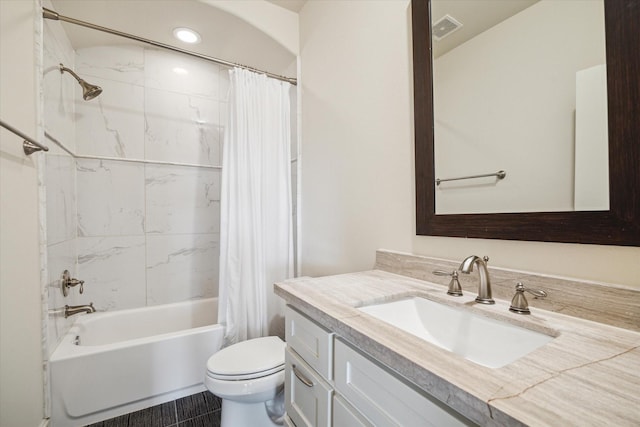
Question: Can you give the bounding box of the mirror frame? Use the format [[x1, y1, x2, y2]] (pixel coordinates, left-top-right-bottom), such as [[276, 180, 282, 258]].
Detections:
[[412, 0, 640, 246]]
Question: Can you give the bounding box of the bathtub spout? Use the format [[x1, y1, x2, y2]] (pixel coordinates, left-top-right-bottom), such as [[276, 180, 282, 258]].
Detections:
[[64, 303, 96, 318]]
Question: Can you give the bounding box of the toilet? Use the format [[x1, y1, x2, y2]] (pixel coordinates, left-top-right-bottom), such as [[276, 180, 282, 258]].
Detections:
[[205, 336, 286, 427]]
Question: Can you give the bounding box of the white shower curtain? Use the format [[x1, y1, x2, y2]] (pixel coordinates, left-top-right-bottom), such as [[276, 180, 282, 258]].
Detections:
[[218, 68, 294, 345]]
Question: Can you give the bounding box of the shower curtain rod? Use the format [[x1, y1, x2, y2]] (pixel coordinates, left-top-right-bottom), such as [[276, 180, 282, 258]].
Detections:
[[42, 7, 297, 85]]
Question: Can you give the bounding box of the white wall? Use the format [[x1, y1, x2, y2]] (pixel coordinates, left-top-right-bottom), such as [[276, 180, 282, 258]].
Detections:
[[299, 0, 640, 288], [299, 0, 415, 276], [0, 1, 46, 426]]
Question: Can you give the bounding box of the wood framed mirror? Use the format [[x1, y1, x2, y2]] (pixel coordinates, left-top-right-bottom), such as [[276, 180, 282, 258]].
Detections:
[[412, 0, 640, 246]]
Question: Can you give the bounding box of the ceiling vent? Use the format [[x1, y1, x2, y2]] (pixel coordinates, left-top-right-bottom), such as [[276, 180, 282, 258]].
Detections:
[[432, 14, 463, 41]]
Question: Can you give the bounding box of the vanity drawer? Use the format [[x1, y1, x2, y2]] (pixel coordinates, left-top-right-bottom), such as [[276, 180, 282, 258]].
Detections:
[[285, 306, 334, 380], [334, 339, 474, 427], [285, 347, 332, 427], [332, 395, 372, 427]]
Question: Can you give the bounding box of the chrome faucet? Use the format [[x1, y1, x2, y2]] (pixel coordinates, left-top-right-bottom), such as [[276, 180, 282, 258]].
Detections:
[[459, 255, 495, 304], [64, 303, 96, 318]]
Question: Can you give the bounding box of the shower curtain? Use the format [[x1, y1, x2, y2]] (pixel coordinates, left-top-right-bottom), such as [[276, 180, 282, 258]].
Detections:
[[218, 68, 294, 345]]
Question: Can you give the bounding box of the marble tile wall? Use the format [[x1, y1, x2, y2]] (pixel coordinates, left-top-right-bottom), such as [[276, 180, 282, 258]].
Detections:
[[44, 32, 298, 354], [42, 39, 229, 353], [73, 45, 226, 315], [43, 14, 81, 355]]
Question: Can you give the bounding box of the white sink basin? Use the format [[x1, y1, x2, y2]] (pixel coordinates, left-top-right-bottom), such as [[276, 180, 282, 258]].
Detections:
[[358, 297, 554, 369]]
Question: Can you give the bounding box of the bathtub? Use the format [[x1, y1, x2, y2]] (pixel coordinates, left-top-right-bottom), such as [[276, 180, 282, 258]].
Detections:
[[50, 298, 224, 427]]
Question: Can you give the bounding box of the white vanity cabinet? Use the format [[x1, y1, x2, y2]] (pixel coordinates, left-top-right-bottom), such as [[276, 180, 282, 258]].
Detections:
[[334, 339, 474, 426], [285, 306, 334, 380], [332, 395, 373, 427], [285, 348, 333, 427], [285, 306, 476, 427], [285, 306, 334, 427]]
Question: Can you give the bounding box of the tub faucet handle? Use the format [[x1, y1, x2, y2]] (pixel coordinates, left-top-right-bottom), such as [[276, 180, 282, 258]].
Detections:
[[509, 282, 547, 315], [433, 270, 463, 296], [62, 270, 85, 297]]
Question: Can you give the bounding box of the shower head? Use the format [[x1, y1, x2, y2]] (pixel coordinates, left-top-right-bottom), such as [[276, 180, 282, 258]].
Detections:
[[59, 63, 103, 101]]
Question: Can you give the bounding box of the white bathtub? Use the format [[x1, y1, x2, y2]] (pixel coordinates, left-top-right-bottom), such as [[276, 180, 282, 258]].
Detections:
[[50, 298, 224, 427]]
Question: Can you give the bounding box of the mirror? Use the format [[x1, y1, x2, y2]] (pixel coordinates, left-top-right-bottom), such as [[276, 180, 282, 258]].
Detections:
[[412, 0, 640, 246], [431, 0, 608, 214]]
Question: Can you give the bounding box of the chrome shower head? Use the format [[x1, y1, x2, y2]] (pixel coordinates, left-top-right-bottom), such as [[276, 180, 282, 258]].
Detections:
[[59, 63, 102, 101]]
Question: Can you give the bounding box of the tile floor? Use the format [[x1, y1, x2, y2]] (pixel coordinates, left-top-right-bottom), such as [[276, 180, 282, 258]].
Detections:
[[85, 391, 221, 427]]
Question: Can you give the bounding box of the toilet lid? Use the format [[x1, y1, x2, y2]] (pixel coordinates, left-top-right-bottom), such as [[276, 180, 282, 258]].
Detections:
[[206, 336, 285, 380]]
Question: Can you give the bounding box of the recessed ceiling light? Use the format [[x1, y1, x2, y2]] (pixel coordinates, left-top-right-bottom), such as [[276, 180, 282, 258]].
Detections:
[[173, 27, 201, 44]]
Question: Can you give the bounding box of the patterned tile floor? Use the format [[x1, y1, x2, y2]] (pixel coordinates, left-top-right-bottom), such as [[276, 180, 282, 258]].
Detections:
[[85, 392, 222, 427]]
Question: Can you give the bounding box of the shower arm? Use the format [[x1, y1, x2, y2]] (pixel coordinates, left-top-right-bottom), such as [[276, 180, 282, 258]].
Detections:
[[59, 64, 83, 84]]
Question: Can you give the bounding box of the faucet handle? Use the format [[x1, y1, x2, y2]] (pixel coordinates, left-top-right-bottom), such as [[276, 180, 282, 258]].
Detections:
[[61, 270, 85, 297], [433, 270, 463, 297], [509, 282, 547, 314]]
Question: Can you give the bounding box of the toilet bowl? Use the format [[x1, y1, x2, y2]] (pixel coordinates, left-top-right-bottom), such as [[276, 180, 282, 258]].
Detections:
[[205, 336, 285, 427]]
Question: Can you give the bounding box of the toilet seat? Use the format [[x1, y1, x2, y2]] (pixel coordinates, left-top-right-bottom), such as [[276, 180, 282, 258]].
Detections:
[[205, 369, 285, 403], [206, 336, 285, 381]]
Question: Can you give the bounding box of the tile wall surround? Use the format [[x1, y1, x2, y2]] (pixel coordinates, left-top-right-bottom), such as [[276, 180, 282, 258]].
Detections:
[[37, 2, 50, 417], [43, 13, 81, 356], [375, 249, 640, 331], [43, 14, 298, 357], [43, 23, 232, 353], [71, 45, 226, 320]]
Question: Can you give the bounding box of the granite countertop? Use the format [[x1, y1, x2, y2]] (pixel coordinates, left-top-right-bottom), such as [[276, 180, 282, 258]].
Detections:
[[275, 270, 640, 426]]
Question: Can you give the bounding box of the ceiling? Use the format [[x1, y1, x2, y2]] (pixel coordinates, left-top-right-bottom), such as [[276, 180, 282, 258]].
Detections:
[[47, 0, 535, 76], [265, 0, 307, 13], [431, 0, 538, 57], [49, 0, 297, 78]]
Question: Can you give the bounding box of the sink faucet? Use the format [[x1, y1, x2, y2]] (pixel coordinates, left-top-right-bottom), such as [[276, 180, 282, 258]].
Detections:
[[64, 303, 96, 318], [509, 282, 547, 314], [459, 256, 495, 304]]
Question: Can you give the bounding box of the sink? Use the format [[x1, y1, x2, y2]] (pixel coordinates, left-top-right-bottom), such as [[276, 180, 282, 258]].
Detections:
[[358, 297, 554, 369]]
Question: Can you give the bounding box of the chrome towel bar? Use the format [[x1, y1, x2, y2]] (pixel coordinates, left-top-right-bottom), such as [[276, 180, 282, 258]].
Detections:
[[0, 119, 49, 155], [436, 170, 506, 186]]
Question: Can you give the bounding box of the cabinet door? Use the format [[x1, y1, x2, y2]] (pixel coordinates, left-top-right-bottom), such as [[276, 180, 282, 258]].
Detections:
[[285, 347, 332, 427], [285, 306, 334, 380], [333, 395, 373, 427], [334, 339, 475, 427]]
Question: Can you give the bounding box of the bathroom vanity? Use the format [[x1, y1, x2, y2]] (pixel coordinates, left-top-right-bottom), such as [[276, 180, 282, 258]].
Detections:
[[283, 305, 474, 426], [276, 251, 640, 426]]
